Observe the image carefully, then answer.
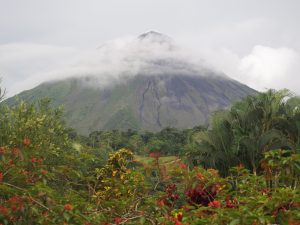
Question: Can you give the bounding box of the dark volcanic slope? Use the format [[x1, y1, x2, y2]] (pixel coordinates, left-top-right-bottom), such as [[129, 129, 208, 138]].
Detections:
[[6, 73, 256, 134]]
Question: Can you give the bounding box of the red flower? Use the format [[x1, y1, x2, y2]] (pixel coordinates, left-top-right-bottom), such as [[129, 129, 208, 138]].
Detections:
[[157, 199, 165, 207], [166, 184, 177, 193], [31, 157, 38, 163], [225, 196, 237, 208], [208, 200, 221, 208], [64, 204, 73, 211], [9, 195, 20, 203], [0, 206, 8, 215], [23, 137, 31, 146], [0, 172, 3, 183], [226, 200, 236, 208], [0, 147, 5, 154], [11, 147, 19, 156], [41, 169, 48, 175], [171, 194, 179, 200], [180, 163, 187, 169], [196, 173, 204, 180], [174, 221, 183, 225], [289, 217, 300, 225], [31, 157, 43, 164], [11, 205, 18, 212], [114, 217, 123, 224]]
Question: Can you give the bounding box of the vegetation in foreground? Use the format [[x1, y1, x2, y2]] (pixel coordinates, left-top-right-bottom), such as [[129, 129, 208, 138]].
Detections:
[[0, 88, 300, 224]]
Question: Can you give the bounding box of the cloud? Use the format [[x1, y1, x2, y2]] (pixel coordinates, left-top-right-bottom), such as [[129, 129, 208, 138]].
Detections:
[[0, 43, 78, 96], [1, 33, 208, 96], [238, 46, 300, 92], [48, 33, 208, 87], [1, 34, 300, 97], [198, 45, 300, 94]]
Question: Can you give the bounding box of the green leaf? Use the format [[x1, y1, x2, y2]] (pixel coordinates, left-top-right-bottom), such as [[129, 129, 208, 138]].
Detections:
[[229, 219, 240, 225], [63, 212, 71, 222]]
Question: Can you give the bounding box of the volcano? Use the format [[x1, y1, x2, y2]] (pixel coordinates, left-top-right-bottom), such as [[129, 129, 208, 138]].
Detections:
[[5, 31, 256, 134]]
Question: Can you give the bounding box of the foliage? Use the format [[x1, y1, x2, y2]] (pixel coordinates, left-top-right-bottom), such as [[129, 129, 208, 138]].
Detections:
[[80, 126, 205, 157], [189, 89, 300, 175], [0, 89, 300, 224], [0, 99, 86, 224]]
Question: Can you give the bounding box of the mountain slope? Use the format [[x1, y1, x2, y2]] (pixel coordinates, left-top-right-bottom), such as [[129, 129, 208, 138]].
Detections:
[[4, 32, 256, 134], [6, 73, 255, 134]]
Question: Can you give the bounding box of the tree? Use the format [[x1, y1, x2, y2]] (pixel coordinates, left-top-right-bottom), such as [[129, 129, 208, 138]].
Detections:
[[0, 79, 5, 102], [190, 89, 300, 175]]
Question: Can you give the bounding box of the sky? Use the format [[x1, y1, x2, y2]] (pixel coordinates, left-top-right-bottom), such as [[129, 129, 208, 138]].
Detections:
[[0, 0, 300, 96]]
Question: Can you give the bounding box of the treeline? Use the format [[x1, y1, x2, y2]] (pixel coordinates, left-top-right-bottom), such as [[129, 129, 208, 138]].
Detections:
[[70, 126, 205, 156]]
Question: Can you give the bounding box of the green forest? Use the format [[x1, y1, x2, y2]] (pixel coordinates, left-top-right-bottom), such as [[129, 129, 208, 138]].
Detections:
[[0, 87, 300, 224]]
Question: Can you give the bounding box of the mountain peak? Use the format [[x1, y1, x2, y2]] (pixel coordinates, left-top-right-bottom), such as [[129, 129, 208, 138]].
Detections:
[[138, 31, 172, 44], [139, 31, 165, 38]]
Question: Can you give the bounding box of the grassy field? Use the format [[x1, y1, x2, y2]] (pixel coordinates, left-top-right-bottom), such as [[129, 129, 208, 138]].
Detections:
[[134, 155, 178, 165]]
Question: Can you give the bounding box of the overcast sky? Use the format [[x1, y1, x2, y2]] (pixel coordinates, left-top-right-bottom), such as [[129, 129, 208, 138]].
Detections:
[[1, 0, 300, 96]]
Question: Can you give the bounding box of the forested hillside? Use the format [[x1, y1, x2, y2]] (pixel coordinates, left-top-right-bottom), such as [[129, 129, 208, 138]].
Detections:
[[1, 87, 300, 224]]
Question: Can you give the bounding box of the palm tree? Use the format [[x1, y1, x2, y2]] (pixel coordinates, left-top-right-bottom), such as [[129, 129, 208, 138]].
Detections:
[[230, 89, 300, 174], [192, 89, 300, 175], [0, 79, 6, 101], [193, 111, 237, 175]]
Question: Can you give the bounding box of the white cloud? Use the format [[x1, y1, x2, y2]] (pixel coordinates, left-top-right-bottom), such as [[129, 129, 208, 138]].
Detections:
[[238, 46, 300, 92], [1, 33, 209, 96], [198, 45, 300, 94]]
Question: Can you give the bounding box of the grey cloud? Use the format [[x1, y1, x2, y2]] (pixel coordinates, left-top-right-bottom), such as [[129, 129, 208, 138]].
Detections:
[[0, 43, 78, 96]]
